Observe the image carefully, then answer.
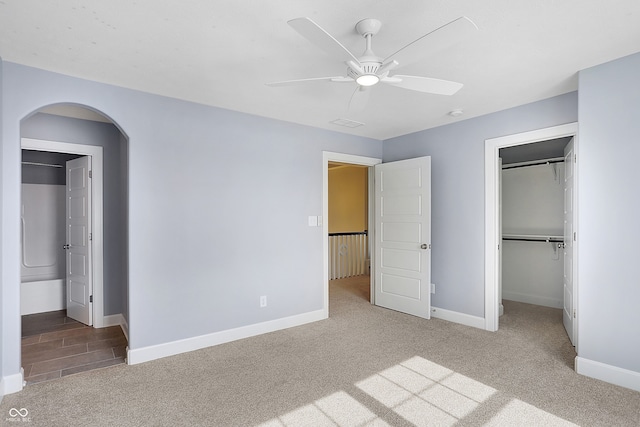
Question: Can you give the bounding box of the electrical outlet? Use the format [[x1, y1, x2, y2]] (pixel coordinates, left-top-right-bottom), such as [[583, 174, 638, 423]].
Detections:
[[260, 295, 267, 308], [431, 283, 436, 294]]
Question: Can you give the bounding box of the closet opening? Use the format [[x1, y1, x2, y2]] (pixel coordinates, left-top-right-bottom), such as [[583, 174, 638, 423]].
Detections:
[[499, 135, 576, 349]]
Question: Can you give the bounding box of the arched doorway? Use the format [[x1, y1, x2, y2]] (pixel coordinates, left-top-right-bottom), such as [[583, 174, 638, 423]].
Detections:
[[19, 103, 129, 384]]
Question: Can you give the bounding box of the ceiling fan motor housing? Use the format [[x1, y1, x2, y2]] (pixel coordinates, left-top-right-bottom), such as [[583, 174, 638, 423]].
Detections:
[[347, 62, 380, 80]]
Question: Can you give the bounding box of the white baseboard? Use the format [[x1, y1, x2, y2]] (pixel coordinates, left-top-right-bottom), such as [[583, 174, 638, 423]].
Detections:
[[431, 306, 485, 330], [575, 356, 640, 392], [1, 368, 25, 397], [127, 309, 326, 365], [102, 313, 123, 327], [502, 291, 562, 309], [120, 316, 129, 342], [102, 313, 129, 341]]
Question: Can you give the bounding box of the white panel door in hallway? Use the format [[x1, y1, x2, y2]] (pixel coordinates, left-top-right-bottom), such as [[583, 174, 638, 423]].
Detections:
[[65, 156, 93, 326], [374, 156, 431, 319]]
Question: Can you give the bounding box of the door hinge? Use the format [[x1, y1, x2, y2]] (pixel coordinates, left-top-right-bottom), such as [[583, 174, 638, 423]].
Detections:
[[89, 295, 93, 303], [89, 233, 92, 241], [573, 231, 576, 242], [573, 308, 576, 319], [89, 170, 92, 179], [574, 153, 577, 163]]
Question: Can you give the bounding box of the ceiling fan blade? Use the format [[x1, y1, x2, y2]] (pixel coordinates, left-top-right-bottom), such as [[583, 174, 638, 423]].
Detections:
[[288, 17, 361, 64], [385, 75, 463, 95], [348, 86, 371, 113], [266, 76, 346, 87], [383, 16, 478, 68]]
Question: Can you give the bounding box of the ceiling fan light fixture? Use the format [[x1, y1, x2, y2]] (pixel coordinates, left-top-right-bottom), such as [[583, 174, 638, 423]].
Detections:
[[356, 74, 380, 87]]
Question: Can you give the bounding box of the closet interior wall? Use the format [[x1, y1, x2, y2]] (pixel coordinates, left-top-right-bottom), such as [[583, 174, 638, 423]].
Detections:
[[501, 156, 565, 309]]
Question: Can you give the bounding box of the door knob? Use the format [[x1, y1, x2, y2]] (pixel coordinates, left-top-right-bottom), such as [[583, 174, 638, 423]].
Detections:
[[62, 244, 70, 250], [421, 243, 428, 249]]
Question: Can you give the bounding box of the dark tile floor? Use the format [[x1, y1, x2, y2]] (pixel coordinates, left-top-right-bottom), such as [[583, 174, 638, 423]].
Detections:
[[22, 310, 127, 385]]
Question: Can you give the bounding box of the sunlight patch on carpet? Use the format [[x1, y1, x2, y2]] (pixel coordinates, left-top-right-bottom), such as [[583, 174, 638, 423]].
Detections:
[[256, 356, 575, 426]]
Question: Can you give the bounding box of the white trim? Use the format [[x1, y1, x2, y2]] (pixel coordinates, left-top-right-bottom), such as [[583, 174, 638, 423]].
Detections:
[[431, 306, 485, 330], [576, 357, 640, 392], [127, 309, 325, 365], [21, 138, 105, 327], [120, 316, 130, 342], [102, 313, 124, 327], [502, 291, 563, 309], [322, 152, 381, 316], [1, 368, 25, 396], [484, 123, 578, 332]]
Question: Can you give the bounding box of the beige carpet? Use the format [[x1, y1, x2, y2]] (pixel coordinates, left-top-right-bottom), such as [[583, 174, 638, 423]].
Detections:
[[1, 276, 638, 426]]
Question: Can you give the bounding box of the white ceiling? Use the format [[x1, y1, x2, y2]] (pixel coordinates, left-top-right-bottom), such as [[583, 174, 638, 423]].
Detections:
[[1, 1, 639, 140]]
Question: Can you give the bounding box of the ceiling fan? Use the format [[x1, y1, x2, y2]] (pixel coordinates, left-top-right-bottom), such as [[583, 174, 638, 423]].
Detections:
[[267, 16, 478, 111]]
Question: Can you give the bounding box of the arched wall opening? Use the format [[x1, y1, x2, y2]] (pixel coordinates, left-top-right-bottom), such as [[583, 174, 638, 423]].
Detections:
[[18, 102, 129, 351]]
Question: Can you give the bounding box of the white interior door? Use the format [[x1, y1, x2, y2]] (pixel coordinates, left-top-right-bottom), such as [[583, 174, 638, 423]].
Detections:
[[498, 157, 503, 316], [65, 156, 93, 325], [563, 138, 576, 345], [374, 156, 431, 319]]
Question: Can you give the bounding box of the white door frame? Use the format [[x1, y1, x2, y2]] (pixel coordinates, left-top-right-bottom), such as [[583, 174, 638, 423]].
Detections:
[[21, 137, 106, 328], [484, 123, 578, 333], [323, 152, 382, 316]]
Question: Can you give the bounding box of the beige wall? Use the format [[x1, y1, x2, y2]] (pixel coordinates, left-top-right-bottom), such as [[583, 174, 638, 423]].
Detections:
[[328, 165, 368, 233]]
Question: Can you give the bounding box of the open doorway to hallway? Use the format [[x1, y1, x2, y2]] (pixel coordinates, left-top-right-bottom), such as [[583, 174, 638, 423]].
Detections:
[[322, 152, 381, 316], [328, 162, 370, 278], [328, 162, 371, 311]]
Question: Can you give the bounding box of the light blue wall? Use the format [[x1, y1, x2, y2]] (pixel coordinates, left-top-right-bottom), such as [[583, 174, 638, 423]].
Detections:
[[0, 61, 382, 379], [578, 52, 640, 373], [21, 113, 126, 317], [383, 92, 578, 317]]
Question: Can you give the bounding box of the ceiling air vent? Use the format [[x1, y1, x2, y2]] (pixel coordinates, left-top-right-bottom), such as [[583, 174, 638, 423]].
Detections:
[[330, 118, 364, 128]]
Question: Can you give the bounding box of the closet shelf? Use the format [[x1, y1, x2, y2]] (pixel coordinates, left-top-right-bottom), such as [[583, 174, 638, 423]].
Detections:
[[502, 233, 563, 243]]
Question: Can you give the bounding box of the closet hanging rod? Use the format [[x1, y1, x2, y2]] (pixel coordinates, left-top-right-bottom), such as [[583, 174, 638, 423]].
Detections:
[[502, 157, 564, 170], [503, 236, 564, 243], [21, 161, 63, 168]]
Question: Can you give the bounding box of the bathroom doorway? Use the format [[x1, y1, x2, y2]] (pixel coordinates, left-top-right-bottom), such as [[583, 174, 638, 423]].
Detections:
[[19, 105, 129, 385]]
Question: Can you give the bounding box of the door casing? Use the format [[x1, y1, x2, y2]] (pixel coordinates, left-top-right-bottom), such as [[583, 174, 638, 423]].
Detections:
[[484, 123, 579, 349], [323, 152, 381, 316]]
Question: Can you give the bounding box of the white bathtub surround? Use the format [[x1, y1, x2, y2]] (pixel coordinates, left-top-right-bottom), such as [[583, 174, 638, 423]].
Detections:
[[21, 183, 66, 315]]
